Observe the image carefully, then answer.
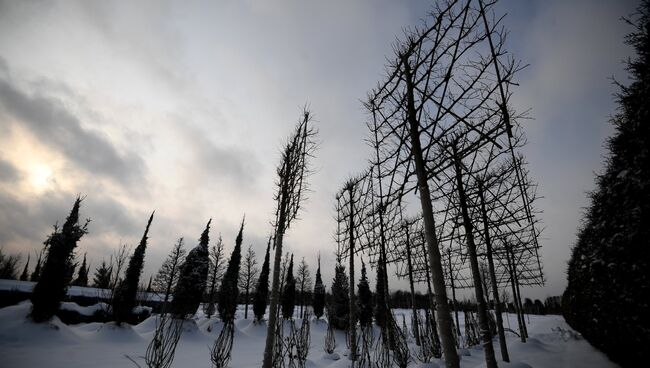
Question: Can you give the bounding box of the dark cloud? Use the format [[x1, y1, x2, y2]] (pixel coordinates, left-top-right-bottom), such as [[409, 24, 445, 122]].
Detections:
[[0, 74, 147, 188], [0, 189, 143, 251], [83, 196, 144, 237], [196, 141, 259, 185], [182, 123, 261, 187], [0, 157, 19, 182], [0, 190, 72, 247]]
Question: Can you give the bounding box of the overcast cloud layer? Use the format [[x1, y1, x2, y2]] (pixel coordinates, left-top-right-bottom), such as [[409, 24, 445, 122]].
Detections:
[[0, 0, 638, 299]]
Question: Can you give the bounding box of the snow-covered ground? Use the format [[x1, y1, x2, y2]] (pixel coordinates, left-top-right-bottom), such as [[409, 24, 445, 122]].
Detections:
[[0, 301, 618, 368]]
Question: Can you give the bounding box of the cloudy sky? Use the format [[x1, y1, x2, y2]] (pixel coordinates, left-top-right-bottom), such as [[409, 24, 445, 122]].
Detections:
[[0, 0, 639, 300]]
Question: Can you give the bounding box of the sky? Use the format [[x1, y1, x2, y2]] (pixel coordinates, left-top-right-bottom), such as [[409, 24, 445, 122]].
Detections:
[[0, 0, 639, 301]]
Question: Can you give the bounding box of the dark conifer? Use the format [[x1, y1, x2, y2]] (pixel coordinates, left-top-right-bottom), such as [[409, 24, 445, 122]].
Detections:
[[171, 220, 211, 318], [564, 2, 650, 365], [72, 253, 89, 287], [30, 250, 44, 282], [217, 218, 244, 323], [31, 196, 89, 322], [374, 261, 388, 329], [64, 261, 77, 285], [328, 262, 349, 330], [20, 254, 30, 281], [113, 212, 154, 324], [357, 260, 373, 327], [146, 275, 153, 293], [312, 255, 325, 319], [93, 260, 112, 289], [253, 238, 271, 322], [281, 254, 296, 319]]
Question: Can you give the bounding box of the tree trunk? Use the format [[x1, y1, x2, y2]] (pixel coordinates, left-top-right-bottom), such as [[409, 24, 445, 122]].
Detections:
[[447, 250, 461, 345], [478, 180, 510, 362], [422, 239, 435, 311], [403, 55, 459, 368], [405, 226, 421, 345], [244, 288, 249, 319], [347, 186, 358, 361], [506, 245, 526, 342], [453, 151, 497, 368], [262, 184, 288, 368], [510, 248, 528, 338]]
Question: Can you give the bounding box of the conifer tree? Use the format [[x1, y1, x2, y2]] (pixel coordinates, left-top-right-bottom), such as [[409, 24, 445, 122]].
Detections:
[[64, 261, 78, 285], [146, 275, 153, 293], [357, 260, 373, 327], [72, 253, 89, 286], [20, 254, 30, 281], [93, 260, 112, 289], [281, 254, 296, 319], [153, 238, 186, 303], [374, 261, 388, 329], [171, 220, 211, 318], [564, 2, 650, 365], [31, 196, 89, 322], [30, 249, 44, 282], [312, 255, 325, 319], [253, 238, 271, 322], [217, 218, 244, 323], [328, 262, 349, 330], [113, 212, 154, 324]]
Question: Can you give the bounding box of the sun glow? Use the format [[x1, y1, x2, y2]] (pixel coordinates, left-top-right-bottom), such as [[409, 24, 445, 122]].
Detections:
[[29, 164, 53, 191]]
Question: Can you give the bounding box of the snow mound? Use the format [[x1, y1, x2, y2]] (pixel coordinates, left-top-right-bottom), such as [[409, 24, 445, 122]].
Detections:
[[133, 305, 152, 315], [133, 315, 161, 335], [60, 302, 108, 316], [322, 352, 340, 360], [239, 319, 268, 338], [90, 322, 143, 343], [178, 319, 209, 342], [0, 301, 79, 344]]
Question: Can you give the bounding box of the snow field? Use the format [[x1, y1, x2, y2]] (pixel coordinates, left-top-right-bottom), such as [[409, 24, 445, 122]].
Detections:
[[0, 301, 618, 368]]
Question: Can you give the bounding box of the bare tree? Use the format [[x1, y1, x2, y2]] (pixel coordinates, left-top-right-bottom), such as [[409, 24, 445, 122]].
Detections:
[[239, 244, 259, 319], [295, 257, 311, 317], [204, 235, 225, 318], [361, 2, 546, 367], [153, 238, 186, 304], [262, 108, 317, 368], [333, 176, 367, 362], [0, 248, 21, 280], [110, 243, 131, 292]]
